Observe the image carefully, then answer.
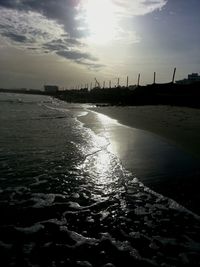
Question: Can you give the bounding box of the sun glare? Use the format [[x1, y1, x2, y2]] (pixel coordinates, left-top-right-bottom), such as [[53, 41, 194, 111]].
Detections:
[[83, 0, 117, 44]]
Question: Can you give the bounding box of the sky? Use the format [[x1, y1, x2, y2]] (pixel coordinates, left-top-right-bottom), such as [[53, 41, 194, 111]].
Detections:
[[0, 0, 200, 89]]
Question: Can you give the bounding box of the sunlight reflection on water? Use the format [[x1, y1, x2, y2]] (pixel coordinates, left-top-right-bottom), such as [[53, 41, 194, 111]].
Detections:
[[93, 151, 111, 181], [96, 112, 118, 125], [79, 113, 126, 202], [82, 148, 121, 201], [91, 111, 121, 155]]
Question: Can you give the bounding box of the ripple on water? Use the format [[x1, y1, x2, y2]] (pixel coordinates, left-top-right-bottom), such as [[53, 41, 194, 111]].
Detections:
[[0, 94, 200, 266]]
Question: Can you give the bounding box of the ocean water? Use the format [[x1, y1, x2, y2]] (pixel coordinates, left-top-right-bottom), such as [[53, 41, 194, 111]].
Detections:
[[0, 93, 200, 267]]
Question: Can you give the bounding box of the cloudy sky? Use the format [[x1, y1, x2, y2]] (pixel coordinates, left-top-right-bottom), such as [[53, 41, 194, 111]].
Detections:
[[0, 0, 200, 89]]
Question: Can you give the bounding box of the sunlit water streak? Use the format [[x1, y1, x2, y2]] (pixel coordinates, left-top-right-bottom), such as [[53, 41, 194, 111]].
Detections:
[[0, 93, 200, 267]]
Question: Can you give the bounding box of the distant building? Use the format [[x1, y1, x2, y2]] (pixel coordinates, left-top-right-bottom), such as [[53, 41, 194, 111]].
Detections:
[[176, 73, 200, 84], [44, 85, 59, 93]]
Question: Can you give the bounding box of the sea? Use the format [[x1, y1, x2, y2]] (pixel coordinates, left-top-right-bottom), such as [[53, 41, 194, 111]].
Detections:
[[0, 93, 200, 267]]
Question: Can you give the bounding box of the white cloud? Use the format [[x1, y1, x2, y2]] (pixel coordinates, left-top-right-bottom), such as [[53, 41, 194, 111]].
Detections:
[[113, 0, 167, 16], [0, 7, 102, 68], [0, 8, 65, 48]]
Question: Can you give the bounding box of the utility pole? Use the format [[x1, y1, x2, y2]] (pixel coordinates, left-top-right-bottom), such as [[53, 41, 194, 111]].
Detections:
[[103, 81, 105, 88], [137, 74, 141, 86], [153, 72, 156, 84], [109, 80, 111, 89], [117, 78, 120, 87], [126, 76, 129, 88], [172, 67, 176, 83]]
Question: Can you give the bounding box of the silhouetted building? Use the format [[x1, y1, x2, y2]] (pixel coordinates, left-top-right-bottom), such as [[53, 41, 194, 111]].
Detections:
[[176, 73, 200, 84], [44, 85, 59, 93]]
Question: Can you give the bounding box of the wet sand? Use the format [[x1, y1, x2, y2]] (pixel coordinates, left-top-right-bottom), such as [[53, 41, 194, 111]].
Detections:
[[79, 106, 200, 214], [90, 105, 200, 160]]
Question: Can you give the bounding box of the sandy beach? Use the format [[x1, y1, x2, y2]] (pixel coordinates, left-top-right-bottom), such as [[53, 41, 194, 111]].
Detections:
[[90, 105, 200, 160]]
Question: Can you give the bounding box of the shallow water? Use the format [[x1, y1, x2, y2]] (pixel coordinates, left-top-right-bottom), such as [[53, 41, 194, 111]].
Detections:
[[0, 93, 200, 267]]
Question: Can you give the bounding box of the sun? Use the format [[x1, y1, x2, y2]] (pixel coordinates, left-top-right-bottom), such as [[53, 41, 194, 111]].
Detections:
[[82, 0, 117, 44]]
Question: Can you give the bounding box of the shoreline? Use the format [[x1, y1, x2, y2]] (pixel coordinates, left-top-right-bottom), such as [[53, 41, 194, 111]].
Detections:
[[89, 105, 200, 160], [79, 106, 200, 214]]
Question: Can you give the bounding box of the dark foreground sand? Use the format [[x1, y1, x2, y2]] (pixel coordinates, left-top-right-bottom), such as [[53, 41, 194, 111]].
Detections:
[[90, 105, 200, 160]]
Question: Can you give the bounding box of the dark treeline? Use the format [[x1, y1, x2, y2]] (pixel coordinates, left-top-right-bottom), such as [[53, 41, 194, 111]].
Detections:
[[56, 82, 200, 108]]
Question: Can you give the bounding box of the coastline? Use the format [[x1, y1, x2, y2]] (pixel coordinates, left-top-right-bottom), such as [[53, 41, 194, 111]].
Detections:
[[79, 106, 200, 214], [89, 105, 200, 160]]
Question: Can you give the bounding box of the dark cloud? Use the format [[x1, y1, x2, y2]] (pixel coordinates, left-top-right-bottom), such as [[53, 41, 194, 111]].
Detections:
[[27, 47, 38, 50], [56, 50, 103, 69], [2, 32, 28, 42], [75, 60, 105, 70], [56, 50, 97, 61], [0, 0, 17, 8], [0, 0, 86, 38], [43, 38, 82, 51], [66, 38, 83, 46], [43, 39, 101, 68], [43, 39, 69, 51]]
